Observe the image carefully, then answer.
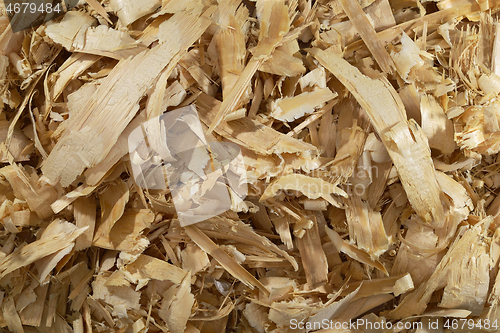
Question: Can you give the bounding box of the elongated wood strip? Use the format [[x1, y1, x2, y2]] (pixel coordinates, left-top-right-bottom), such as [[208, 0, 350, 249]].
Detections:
[[271, 214, 293, 250], [97, 179, 129, 238], [307, 285, 361, 326], [190, 302, 234, 321], [122, 254, 188, 285], [74, 195, 96, 251], [42, 8, 215, 187], [261, 174, 347, 201], [213, 6, 248, 99], [68, 269, 94, 301], [198, 217, 299, 270], [340, 273, 414, 298], [335, 294, 394, 322], [325, 226, 388, 276], [271, 88, 337, 122], [295, 216, 328, 288], [50, 53, 101, 103], [84, 113, 146, 186], [345, 196, 389, 259], [310, 48, 444, 225], [51, 183, 97, 214], [310, 49, 405, 130], [86, 296, 114, 327], [85, 0, 112, 24], [76, 25, 147, 60], [37, 245, 74, 285], [146, 67, 170, 120], [3, 296, 23, 333], [207, 58, 264, 134], [184, 224, 270, 296], [196, 92, 318, 157], [207, 0, 290, 133], [0, 223, 87, 278], [248, 78, 263, 119], [420, 94, 455, 154], [338, 0, 394, 73]]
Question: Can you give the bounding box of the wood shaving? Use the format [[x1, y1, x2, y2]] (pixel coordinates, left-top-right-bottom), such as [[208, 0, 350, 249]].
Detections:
[[3, 0, 500, 332]]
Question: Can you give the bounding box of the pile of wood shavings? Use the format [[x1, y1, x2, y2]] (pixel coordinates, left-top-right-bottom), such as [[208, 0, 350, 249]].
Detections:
[[3, 0, 500, 332]]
